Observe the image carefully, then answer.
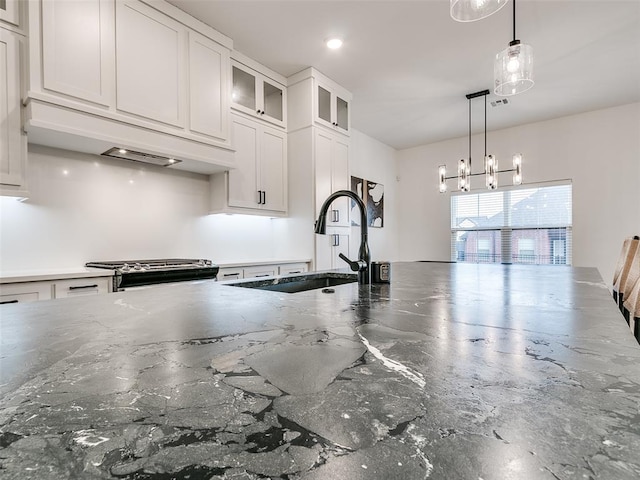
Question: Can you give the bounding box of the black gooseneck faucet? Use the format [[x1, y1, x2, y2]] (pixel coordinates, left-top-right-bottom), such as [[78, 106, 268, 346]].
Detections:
[[314, 190, 371, 285]]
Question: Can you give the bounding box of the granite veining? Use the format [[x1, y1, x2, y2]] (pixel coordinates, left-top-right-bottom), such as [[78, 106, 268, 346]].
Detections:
[[1, 262, 639, 479]]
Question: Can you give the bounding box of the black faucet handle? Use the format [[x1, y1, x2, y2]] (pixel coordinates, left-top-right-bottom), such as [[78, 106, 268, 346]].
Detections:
[[338, 253, 367, 272]]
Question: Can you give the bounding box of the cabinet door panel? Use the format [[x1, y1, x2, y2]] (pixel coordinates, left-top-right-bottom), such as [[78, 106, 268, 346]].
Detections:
[[314, 130, 333, 217], [116, 0, 184, 126], [315, 235, 333, 271], [0, 29, 22, 187], [228, 117, 259, 208], [260, 128, 286, 212], [41, 0, 113, 106], [262, 80, 283, 122], [335, 234, 350, 268], [332, 137, 350, 226], [231, 64, 257, 113], [189, 31, 228, 141]]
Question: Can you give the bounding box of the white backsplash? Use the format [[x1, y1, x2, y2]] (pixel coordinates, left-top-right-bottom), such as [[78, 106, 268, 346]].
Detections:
[[0, 145, 299, 272]]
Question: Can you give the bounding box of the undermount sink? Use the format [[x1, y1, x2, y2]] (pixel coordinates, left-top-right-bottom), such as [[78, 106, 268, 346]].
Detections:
[[224, 272, 357, 294]]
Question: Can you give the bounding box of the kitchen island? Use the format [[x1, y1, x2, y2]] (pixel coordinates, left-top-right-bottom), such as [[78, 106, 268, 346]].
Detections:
[[1, 262, 639, 479]]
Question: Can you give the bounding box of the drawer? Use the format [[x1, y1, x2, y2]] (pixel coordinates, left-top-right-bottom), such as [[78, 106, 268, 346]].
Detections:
[[0, 281, 54, 304], [217, 267, 244, 281], [54, 277, 111, 298], [278, 263, 308, 275], [243, 266, 277, 279]]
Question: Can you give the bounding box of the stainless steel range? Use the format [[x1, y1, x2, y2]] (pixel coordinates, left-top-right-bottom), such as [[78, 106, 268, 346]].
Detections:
[[85, 259, 219, 291]]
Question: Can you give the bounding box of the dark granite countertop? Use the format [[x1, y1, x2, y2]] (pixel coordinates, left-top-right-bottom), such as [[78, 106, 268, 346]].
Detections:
[[1, 262, 639, 479]]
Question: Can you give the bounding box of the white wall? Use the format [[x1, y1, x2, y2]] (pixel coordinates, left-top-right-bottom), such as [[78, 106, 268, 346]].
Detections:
[[350, 129, 399, 262], [0, 145, 299, 272], [396, 102, 640, 284]]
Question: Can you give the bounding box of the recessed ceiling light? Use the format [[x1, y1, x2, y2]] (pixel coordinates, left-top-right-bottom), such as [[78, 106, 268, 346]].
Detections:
[[326, 38, 343, 50]]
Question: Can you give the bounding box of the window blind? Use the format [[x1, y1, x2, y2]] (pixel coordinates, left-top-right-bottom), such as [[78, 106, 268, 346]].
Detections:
[[450, 183, 572, 265]]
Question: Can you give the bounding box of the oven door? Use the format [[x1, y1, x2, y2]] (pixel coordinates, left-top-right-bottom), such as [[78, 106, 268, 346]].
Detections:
[[115, 267, 219, 290]]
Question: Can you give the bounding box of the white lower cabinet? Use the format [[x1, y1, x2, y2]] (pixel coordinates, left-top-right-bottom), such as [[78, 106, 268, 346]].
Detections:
[[315, 231, 350, 271], [0, 27, 27, 196], [0, 276, 112, 304], [210, 114, 287, 215], [217, 262, 310, 282]]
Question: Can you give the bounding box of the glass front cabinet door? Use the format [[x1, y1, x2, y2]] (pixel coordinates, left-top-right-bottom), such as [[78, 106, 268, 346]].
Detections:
[[315, 80, 350, 135], [231, 60, 285, 128]]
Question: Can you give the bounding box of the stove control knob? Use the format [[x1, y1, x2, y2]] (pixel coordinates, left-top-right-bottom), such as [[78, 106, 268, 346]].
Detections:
[[133, 263, 142, 270], [121, 263, 130, 272]]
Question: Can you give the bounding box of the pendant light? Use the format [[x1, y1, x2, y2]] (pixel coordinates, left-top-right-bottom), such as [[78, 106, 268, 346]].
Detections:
[[450, 0, 508, 23], [494, 0, 534, 96], [438, 90, 523, 193]]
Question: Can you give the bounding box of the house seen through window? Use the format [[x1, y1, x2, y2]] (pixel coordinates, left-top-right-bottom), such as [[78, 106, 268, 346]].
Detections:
[[451, 183, 572, 265]]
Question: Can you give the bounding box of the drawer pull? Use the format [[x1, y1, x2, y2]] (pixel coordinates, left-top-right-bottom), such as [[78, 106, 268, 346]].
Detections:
[[0, 300, 19, 305], [69, 284, 99, 290], [223, 273, 240, 278], [254, 274, 271, 278]]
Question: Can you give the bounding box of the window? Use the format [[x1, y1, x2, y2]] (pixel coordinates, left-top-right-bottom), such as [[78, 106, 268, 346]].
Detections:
[[451, 183, 572, 265]]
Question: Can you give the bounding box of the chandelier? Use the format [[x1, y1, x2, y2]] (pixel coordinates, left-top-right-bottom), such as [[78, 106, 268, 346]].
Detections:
[[438, 90, 523, 193]]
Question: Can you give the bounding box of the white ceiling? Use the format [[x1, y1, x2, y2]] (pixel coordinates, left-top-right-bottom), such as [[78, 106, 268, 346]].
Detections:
[[167, 0, 640, 150]]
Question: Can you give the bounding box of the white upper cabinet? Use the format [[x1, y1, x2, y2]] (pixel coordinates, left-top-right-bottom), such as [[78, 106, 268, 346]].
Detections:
[[211, 114, 287, 215], [115, 0, 185, 127], [288, 67, 352, 136], [0, 0, 20, 28], [0, 28, 27, 196], [188, 31, 229, 142], [25, 0, 235, 174], [40, 0, 114, 106], [231, 58, 286, 128]]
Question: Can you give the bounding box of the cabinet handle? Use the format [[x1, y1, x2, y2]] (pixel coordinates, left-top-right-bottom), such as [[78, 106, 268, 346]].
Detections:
[[288, 270, 301, 274], [332, 234, 340, 247], [257, 190, 263, 205], [254, 274, 271, 277], [69, 284, 99, 290], [1, 300, 19, 305], [223, 273, 240, 279], [262, 191, 266, 205]]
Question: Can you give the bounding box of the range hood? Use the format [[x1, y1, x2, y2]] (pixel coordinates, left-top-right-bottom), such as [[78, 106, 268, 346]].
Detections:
[[101, 147, 182, 167], [24, 99, 235, 175]]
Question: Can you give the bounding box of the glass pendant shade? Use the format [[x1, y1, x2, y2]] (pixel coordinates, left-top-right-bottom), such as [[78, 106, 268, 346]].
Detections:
[[494, 40, 534, 96], [450, 0, 508, 22], [439, 165, 448, 193], [512, 154, 523, 185], [485, 154, 498, 190], [458, 159, 470, 192]]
